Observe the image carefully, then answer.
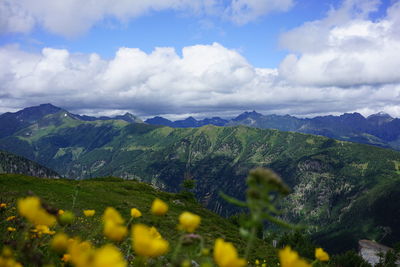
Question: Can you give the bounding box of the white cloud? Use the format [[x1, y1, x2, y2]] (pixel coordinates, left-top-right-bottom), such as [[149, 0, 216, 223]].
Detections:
[[0, 0, 293, 37], [279, 0, 400, 87], [1, 42, 400, 118]]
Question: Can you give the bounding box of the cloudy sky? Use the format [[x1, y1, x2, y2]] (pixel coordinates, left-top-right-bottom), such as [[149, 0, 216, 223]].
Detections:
[[1, 0, 399, 119]]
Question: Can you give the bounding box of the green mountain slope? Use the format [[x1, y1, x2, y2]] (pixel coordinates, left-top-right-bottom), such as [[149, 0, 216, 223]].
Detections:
[[0, 150, 60, 178], [1, 113, 400, 251]]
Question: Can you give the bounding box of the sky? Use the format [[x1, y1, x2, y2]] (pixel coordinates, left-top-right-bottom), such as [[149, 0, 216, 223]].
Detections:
[[0, 0, 400, 119]]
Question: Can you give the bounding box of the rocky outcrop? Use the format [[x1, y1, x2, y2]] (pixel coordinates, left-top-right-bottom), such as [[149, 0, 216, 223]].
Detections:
[[0, 150, 60, 178]]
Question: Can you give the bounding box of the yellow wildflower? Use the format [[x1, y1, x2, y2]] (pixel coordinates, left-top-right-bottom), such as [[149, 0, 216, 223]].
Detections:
[[92, 244, 127, 267], [103, 207, 124, 224], [58, 209, 65, 215], [151, 198, 168, 215], [83, 210, 95, 217], [67, 239, 94, 267], [130, 208, 142, 218], [315, 248, 329, 262], [7, 227, 16, 232], [213, 238, 246, 267], [178, 211, 201, 233], [279, 246, 310, 267], [132, 224, 169, 257], [51, 233, 69, 252], [17, 196, 56, 226], [149, 226, 162, 239], [102, 207, 127, 241], [62, 254, 71, 262], [255, 259, 260, 265], [0, 257, 22, 267], [103, 220, 127, 241], [32, 225, 56, 236], [6, 216, 16, 221], [0, 203, 6, 208]]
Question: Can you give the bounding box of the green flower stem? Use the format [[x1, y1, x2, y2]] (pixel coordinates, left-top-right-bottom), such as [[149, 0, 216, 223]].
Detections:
[[171, 234, 185, 263], [244, 225, 257, 261]]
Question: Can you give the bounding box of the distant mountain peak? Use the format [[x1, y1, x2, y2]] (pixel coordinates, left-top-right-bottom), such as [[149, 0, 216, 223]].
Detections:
[[233, 110, 263, 121], [368, 111, 393, 119]]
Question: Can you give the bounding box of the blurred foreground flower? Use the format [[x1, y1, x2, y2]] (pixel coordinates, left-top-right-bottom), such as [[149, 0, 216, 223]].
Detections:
[[178, 211, 201, 233], [51, 233, 69, 252], [102, 207, 127, 241], [315, 248, 329, 261], [67, 239, 94, 267], [132, 224, 169, 257], [92, 244, 127, 267], [18, 196, 56, 226], [279, 246, 310, 267], [0, 247, 22, 267], [213, 238, 246, 267], [151, 198, 168, 215]]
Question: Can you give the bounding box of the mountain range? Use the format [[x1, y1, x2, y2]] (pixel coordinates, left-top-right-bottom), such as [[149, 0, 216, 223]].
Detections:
[[1, 103, 400, 252], [145, 111, 400, 151]]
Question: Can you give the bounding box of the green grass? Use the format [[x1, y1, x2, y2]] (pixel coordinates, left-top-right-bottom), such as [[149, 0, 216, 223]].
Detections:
[[0, 174, 278, 265]]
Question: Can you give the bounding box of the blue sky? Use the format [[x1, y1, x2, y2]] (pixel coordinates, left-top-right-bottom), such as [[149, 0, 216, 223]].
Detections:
[[0, 0, 399, 119], [0, 0, 332, 68]]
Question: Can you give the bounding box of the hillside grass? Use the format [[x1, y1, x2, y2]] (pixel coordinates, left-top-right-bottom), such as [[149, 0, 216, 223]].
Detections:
[[0, 174, 278, 265]]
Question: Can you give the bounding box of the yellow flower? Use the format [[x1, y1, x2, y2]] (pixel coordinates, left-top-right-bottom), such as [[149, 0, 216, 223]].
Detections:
[[279, 246, 310, 267], [67, 239, 94, 267], [0, 248, 23, 267], [0, 203, 6, 208], [151, 198, 168, 216], [103, 207, 124, 224], [62, 254, 71, 262], [32, 225, 56, 236], [17, 196, 56, 226], [7, 227, 16, 232], [58, 209, 65, 215], [51, 233, 69, 252], [132, 224, 169, 257], [103, 220, 127, 241], [83, 210, 95, 217], [213, 238, 246, 267], [92, 244, 127, 267], [102, 207, 127, 241], [255, 259, 260, 265], [178, 211, 201, 233], [6, 216, 16, 221], [315, 248, 329, 262], [130, 208, 142, 218]]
